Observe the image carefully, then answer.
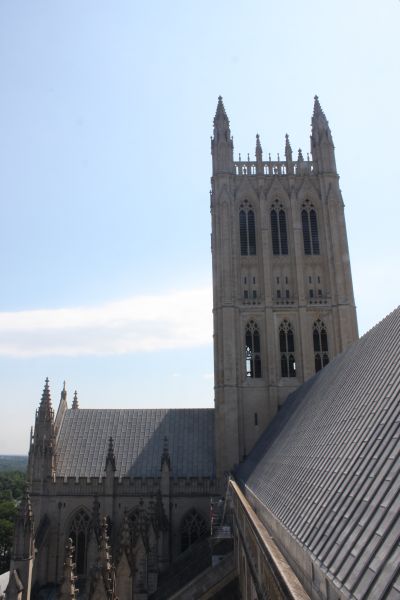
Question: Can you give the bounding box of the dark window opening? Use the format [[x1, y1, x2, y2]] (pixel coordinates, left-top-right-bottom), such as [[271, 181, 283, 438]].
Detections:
[[277, 290, 281, 298], [244, 290, 248, 299], [285, 289, 290, 298], [181, 509, 208, 552], [309, 289, 314, 298], [254, 412, 258, 426], [252, 290, 257, 299]]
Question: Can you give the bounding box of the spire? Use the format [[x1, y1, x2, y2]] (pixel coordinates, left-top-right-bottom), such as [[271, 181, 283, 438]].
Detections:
[[211, 96, 234, 174], [161, 435, 171, 470], [72, 390, 79, 409], [311, 95, 336, 173], [38, 377, 54, 422], [214, 96, 228, 124], [255, 134, 262, 162], [59, 538, 79, 600], [298, 148, 304, 162], [285, 134, 293, 162], [105, 437, 116, 472], [313, 95, 325, 118]]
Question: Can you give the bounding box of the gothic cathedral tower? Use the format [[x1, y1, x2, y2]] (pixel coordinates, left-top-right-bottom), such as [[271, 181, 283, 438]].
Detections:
[[211, 96, 358, 478]]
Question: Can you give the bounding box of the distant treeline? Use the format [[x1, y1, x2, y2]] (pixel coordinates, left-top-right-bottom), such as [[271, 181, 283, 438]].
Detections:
[[0, 456, 28, 473]]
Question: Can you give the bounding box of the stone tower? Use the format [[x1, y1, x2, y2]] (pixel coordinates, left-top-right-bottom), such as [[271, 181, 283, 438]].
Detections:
[[211, 96, 358, 477]]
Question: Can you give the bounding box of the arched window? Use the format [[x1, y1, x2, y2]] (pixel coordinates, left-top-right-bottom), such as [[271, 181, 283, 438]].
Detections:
[[271, 207, 288, 255], [69, 508, 90, 576], [180, 509, 208, 552], [239, 204, 256, 256], [302, 202, 320, 255], [245, 321, 262, 378], [313, 319, 329, 372], [279, 320, 296, 377]]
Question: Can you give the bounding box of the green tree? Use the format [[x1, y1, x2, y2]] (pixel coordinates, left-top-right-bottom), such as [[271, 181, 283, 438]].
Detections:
[[0, 471, 26, 573]]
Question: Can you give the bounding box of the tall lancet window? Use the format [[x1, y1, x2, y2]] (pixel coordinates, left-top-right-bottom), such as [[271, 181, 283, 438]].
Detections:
[[313, 319, 329, 372], [271, 206, 288, 255], [279, 320, 296, 377], [245, 320, 262, 378], [239, 203, 256, 256], [302, 202, 320, 255], [69, 508, 91, 576]]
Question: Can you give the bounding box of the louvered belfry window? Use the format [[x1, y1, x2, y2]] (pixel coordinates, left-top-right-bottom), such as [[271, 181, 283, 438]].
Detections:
[[271, 206, 288, 255], [279, 320, 296, 377], [245, 320, 262, 378], [302, 201, 320, 255], [239, 203, 256, 255], [313, 319, 329, 372]]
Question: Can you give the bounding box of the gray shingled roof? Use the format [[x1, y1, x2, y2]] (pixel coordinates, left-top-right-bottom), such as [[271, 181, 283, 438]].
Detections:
[[56, 408, 215, 478], [236, 306, 400, 599]]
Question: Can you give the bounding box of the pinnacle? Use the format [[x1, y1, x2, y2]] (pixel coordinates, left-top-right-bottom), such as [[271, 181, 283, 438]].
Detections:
[[39, 377, 53, 418], [72, 390, 79, 409], [105, 436, 116, 472], [312, 95, 329, 125], [214, 95, 229, 123]]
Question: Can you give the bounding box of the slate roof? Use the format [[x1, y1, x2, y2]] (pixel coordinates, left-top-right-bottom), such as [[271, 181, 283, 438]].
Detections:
[[236, 306, 400, 599], [56, 408, 215, 478]]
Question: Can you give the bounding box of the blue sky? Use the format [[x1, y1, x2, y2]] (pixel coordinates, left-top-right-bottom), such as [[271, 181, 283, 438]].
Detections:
[[0, 0, 399, 453]]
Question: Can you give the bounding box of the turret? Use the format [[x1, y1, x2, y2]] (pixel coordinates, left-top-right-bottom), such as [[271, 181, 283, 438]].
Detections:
[[211, 96, 234, 174], [311, 95, 337, 174]]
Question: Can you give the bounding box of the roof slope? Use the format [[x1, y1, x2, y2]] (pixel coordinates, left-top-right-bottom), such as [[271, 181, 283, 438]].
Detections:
[[236, 306, 400, 599], [56, 408, 215, 478]]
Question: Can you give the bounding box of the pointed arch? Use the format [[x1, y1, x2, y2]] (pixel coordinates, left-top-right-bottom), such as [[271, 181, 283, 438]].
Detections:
[[279, 320, 296, 378], [180, 508, 208, 552], [313, 319, 329, 372], [245, 321, 262, 378], [68, 507, 91, 576]]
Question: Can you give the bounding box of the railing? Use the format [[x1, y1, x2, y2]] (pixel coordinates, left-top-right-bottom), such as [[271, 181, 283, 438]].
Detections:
[[229, 478, 310, 600], [234, 160, 314, 176]]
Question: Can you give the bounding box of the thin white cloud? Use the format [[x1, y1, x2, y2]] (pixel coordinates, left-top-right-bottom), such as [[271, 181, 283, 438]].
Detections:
[[0, 288, 212, 358]]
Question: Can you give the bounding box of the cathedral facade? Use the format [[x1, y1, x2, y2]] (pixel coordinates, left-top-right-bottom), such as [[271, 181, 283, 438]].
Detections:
[[8, 96, 362, 599]]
